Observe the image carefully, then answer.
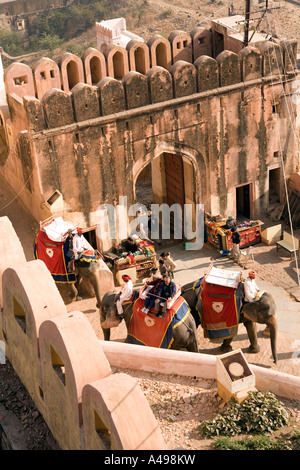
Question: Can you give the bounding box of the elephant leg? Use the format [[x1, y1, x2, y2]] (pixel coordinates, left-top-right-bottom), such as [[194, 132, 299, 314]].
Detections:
[[220, 338, 233, 353], [267, 318, 278, 364], [74, 270, 83, 301], [244, 319, 260, 354], [88, 270, 102, 309]]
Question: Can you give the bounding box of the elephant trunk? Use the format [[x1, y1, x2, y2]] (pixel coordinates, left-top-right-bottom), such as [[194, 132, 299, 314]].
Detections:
[[268, 319, 278, 364]]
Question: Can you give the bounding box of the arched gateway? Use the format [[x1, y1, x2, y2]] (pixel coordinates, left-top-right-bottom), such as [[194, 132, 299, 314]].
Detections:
[[133, 144, 207, 241]]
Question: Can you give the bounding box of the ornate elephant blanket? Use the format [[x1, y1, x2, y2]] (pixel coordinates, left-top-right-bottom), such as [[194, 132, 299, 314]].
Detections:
[[126, 296, 190, 349], [194, 276, 242, 341], [34, 230, 76, 283]]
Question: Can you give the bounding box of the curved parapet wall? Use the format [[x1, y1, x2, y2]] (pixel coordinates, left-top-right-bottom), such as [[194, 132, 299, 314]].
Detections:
[[0, 216, 167, 450]]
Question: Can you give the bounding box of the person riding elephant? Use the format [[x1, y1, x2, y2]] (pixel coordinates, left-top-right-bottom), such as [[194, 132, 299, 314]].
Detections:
[[181, 273, 278, 364], [98, 288, 199, 353]]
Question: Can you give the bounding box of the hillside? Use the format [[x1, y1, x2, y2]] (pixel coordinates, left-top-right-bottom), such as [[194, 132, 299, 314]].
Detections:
[[61, 0, 300, 54]]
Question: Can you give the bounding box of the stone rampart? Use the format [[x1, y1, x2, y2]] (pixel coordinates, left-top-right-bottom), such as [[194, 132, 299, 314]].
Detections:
[[0, 216, 166, 450], [2, 35, 297, 131]]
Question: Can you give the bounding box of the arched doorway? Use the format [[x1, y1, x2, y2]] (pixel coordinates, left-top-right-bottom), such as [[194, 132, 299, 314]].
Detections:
[[134, 151, 197, 240]]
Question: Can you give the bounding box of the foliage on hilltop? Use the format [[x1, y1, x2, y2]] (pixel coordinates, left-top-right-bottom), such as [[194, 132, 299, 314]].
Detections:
[[0, 0, 127, 56]]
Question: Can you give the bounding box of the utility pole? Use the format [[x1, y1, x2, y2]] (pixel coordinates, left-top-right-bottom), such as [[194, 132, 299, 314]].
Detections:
[[244, 0, 251, 47]]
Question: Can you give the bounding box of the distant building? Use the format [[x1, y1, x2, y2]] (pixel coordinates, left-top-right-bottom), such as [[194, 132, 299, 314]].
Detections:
[[96, 18, 144, 51]]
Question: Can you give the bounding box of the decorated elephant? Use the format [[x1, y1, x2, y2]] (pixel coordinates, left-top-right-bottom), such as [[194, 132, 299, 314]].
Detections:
[[99, 289, 199, 352], [181, 277, 278, 364], [34, 223, 114, 305]]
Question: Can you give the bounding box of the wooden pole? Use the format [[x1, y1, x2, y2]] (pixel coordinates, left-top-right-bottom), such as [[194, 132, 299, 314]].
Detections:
[[244, 0, 251, 47]]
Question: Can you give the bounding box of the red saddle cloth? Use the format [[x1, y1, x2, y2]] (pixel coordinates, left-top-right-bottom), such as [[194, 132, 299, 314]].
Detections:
[[126, 296, 189, 349]]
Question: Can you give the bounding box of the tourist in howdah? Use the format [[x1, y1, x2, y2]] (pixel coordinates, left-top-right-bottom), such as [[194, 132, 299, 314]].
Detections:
[[154, 275, 176, 317], [141, 271, 163, 314], [160, 252, 176, 279], [158, 258, 168, 276]]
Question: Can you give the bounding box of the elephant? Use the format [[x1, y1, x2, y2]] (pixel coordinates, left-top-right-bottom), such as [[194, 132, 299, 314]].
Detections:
[[99, 289, 199, 353], [68, 257, 114, 307], [181, 280, 278, 364]]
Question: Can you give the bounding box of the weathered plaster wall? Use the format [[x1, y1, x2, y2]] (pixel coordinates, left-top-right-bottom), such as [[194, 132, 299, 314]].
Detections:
[[0, 36, 298, 248]]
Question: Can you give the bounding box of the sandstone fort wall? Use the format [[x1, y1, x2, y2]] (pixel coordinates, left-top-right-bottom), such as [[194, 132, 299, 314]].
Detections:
[[0, 30, 298, 248]]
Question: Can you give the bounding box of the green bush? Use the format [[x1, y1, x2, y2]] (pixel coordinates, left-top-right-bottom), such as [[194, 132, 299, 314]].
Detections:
[[200, 391, 289, 438]]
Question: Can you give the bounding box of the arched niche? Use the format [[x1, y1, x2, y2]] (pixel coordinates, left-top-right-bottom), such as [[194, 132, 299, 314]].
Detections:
[[59, 52, 85, 92], [103, 44, 129, 80], [127, 40, 150, 75], [82, 47, 107, 86], [147, 35, 172, 70]]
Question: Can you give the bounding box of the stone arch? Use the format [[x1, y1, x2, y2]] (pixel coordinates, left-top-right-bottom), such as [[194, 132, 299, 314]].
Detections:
[[103, 45, 129, 80], [127, 40, 150, 75], [168, 30, 193, 64], [82, 47, 107, 86], [133, 142, 208, 238], [32, 57, 61, 100], [147, 35, 172, 70], [133, 141, 206, 205], [4, 62, 35, 99], [59, 52, 85, 92]]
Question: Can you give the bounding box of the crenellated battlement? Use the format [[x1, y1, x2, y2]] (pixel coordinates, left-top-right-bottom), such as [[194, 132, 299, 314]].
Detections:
[[2, 28, 297, 133], [0, 19, 298, 240]]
